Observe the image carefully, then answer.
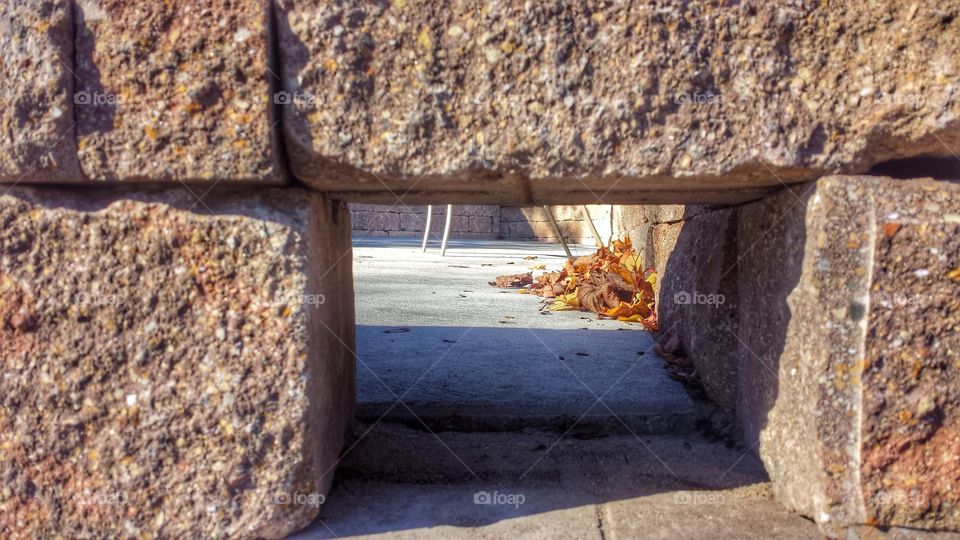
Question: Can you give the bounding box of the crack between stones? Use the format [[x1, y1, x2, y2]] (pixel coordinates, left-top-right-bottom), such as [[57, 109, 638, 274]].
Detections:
[[267, 0, 294, 185], [67, 0, 85, 181], [595, 504, 608, 540]]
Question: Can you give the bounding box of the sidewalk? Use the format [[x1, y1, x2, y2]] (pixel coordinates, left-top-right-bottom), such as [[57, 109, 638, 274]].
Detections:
[[288, 238, 819, 539], [351, 238, 695, 432]]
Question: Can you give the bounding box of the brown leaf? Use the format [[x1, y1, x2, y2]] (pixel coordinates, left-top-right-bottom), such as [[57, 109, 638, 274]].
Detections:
[[490, 237, 658, 328], [577, 272, 639, 314], [489, 272, 533, 288]]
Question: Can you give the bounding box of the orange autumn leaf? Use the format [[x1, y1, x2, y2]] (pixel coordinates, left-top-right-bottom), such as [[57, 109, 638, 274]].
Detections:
[[497, 237, 658, 330]]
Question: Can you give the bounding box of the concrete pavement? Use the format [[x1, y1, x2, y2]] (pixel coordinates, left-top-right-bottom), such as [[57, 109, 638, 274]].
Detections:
[[289, 238, 820, 539], [351, 238, 696, 433]]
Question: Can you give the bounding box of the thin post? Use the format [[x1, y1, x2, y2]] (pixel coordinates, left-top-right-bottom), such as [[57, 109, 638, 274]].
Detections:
[[581, 205, 604, 248], [421, 205, 433, 252], [543, 205, 572, 258], [440, 204, 453, 256]]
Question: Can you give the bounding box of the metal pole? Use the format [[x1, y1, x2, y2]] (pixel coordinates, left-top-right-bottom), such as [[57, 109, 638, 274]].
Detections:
[[440, 204, 453, 256], [581, 205, 604, 248], [421, 205, 433, 252], [543, 205, 572, 258]]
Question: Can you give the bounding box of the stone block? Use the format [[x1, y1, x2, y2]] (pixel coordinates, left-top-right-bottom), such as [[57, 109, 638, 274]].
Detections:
[[650, 223, 682, 287], [468, 216, 494, 234], [348, 203, 391, 213], [0, 186, 354, 538], [551, 206, 587, 222], [503, 220, 537, 239], [478, 205, 501, 218], [398, 212, 428, 232], [275, 1, 960, 203], [499, 207, 540, 223], [450, 215, 469, 233], [73, 0, 282, 183], [612, 206, 656, 270], [736, 176, 960, 535], [0, 0, 82, 182], [351, 210, 399, 231], [654, 209, 740, 411]]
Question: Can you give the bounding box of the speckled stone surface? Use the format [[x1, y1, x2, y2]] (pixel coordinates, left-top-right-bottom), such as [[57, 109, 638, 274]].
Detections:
[[611, 204, 743, 410], [653, 208, 740, 411], [0, 0, 82, 182], [0, 187, 354, 539], [73, 0, 283, 183], [737, 176, 960, 536], [276, 1, 960, 203], [612, 205, 723, 271]]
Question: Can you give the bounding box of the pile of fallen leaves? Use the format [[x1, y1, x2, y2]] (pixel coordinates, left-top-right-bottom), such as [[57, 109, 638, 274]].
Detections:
[[490, 238, 658, 331]]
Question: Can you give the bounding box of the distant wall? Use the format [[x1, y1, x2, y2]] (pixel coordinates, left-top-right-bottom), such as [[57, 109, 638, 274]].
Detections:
[[349, 204, 500, 239], [499, 205, 613, 245], [350, 203, 618, 244]]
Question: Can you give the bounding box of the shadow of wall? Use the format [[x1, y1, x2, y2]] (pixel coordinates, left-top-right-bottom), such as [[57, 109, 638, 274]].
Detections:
[[639, 191, 810, 454]]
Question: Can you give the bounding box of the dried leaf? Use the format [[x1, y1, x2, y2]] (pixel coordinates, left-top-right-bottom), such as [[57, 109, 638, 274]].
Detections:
[[489, 272, 533, 288], [494, 238, 658, 329], [548, 292, 579, 311]]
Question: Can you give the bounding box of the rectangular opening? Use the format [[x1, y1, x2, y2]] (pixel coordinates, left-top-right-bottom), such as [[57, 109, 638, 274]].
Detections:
[[291, 202, 818, 539]]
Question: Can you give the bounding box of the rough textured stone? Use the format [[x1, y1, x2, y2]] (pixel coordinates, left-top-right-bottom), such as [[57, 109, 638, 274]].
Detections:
[[737, 176, 960, 536], [73, 0, 283, 183], [654, 209, 740, 411], [276, 1, 960, 204], [0, 0, 82, 182], [612, 206, 665, 271], [0, 187, 354, 538]]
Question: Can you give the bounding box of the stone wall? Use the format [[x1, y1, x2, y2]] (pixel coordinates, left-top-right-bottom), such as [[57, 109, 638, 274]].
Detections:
[[275, 1, 960, 204], [349, 204, 500, 239], [2, 1, 959, 538], [351, 203, 615, 244], [0, 187, 356, 539], [4, 1, 959, 202], [500, 205, 613, 245], [643, 177, 960, 536]]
